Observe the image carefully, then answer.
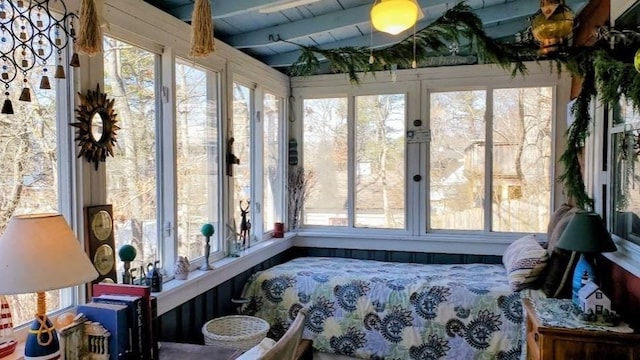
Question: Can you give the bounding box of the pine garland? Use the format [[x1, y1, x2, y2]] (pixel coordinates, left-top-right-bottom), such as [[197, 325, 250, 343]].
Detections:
[[288, 3, 536, 82]]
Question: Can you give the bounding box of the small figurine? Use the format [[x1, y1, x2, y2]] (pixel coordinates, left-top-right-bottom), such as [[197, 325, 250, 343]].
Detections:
[[239, 200, 250, 249], [200, 223, 215, 270], [174, 256, 190, 280], [118, 244, 137, 284]]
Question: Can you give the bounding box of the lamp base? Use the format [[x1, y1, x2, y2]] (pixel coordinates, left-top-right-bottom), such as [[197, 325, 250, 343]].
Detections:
[[571, 253, 597, 307], [24, 315, 60, 360]]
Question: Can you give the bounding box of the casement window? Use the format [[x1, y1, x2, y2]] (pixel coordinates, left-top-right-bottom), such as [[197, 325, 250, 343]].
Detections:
[[175, 60, 221, 260], [429, 87, 552, 233], [302, 94, 406, 229], [104, 37, 160, 272], [263, 92, 284, 233], [297, 81, 553, 234], [609, 96, 640, 245], [0, 28, 75, 327]]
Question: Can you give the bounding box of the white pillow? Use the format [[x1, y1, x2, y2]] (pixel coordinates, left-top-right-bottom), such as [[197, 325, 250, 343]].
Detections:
[[236, 338, 276, 360], [503, 234, 548, 291]]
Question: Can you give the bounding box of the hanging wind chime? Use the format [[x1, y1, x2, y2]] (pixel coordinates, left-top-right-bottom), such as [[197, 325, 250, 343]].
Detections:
[[0, 0, 101, 115]]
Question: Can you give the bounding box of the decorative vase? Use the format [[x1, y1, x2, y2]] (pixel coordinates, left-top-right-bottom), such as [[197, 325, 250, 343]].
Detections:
[[174, 256, 190, 280]]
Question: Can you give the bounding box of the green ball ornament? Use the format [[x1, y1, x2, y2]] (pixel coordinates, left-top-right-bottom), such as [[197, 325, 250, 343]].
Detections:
[[635, 49, 640, 73], [201, 223, 215, 237], [118, 244, 137, 262]]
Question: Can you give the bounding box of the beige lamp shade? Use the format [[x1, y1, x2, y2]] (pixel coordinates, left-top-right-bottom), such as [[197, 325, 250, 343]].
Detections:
[[0, 214, 98, 295], [371, 0, 420, 35]]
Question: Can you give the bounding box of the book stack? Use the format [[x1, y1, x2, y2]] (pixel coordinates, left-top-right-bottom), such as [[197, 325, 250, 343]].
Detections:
[[88, 283, 159, 360]]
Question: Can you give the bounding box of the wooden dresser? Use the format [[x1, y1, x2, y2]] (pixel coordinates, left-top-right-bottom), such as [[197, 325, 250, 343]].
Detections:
[[524, 298, 640, 360]]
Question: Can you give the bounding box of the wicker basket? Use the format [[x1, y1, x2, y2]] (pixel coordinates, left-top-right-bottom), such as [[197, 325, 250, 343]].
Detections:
[[202, 315, 270, 351]]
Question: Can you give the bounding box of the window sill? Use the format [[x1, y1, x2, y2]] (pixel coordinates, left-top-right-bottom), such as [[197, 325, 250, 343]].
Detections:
[[604, 236, 640, 278], [154, 233, 295, 316]]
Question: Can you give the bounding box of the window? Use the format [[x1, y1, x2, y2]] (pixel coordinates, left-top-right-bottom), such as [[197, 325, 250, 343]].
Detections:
[[355, 94, 405, 229], [610, 96, 640, 245], [104, 37, 159, 272], [429, 87, 552, 232], [429, 90, 486, 230], [303, 98, 348, 226], [232, 83, 252, 245], [263, 93, 282, 232], [175, 60, 220, 260], [0, 39, 72, 326], [492, 88, 552, 232]]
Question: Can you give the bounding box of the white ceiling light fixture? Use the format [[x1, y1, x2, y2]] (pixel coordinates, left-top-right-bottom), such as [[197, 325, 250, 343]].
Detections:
[[259, 0, 322, 14], [371, 0, 423, 35]]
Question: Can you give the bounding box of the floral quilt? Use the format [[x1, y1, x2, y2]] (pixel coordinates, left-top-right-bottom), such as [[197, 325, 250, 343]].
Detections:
[[240, 257, 523, 360]]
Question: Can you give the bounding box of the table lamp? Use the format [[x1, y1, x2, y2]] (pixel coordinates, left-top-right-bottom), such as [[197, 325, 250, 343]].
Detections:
[[555, 211, 616, 307], [0, 214, 99, 360]]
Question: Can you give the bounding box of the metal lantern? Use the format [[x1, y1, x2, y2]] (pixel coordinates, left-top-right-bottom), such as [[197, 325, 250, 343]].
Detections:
[[531, 0, 574, 56]]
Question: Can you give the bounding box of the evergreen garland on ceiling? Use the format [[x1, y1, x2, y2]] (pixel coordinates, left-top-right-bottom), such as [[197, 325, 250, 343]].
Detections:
[[288, 2, 535, 82], [284, 2, 640, 210]]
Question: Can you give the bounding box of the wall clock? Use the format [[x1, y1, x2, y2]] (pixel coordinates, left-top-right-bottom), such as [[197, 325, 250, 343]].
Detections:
[[84, 204, 117, 298]]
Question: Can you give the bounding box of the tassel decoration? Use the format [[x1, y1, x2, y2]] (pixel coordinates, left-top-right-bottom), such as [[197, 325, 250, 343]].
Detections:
[[77, 0, 103, 55], [190, 0, 215, 58]]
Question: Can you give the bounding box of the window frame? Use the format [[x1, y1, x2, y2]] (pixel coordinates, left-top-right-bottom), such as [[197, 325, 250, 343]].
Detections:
[[292, 63, 570, 245]]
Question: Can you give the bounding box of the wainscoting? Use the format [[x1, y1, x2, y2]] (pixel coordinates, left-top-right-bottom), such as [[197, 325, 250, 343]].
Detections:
[[157, 247, 501, 343]]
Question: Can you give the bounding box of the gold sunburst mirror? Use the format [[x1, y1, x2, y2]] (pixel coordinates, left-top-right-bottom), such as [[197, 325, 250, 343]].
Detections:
[[72, 84, 119, 170]]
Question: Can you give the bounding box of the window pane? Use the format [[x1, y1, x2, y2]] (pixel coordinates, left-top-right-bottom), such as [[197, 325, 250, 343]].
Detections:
[[302, 98, 348, 226], [612, 98, 640, 245], [355, 94, 405, 229], [492, 87, 552, 232], [429, 91, 486, 230], [0, 64, 66, 326], [104, 37, 158, 272], [263, 93, 281, 232], [175, 61, 219, 259], [233, 83, 251, 246]]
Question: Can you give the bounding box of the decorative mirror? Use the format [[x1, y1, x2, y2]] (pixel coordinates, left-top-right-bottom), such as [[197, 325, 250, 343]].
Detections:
[[72, 84, 119, 170]]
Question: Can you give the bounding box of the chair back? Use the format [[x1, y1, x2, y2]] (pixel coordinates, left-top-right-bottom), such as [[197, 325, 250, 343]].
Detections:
[[258, 308, 308, 360]]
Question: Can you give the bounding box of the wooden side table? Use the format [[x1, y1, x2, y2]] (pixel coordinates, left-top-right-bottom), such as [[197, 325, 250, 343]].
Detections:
[[524, 298, 640, 360]]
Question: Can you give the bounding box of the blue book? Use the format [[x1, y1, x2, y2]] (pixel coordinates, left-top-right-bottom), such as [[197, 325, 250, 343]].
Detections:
[[93, 294, 144, 360], [77, 302, 129, 360]]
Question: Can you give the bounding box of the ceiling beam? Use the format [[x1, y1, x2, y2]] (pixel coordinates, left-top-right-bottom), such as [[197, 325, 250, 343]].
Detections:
[[227, 0, 585, 49], [170, 0, 282, 20]]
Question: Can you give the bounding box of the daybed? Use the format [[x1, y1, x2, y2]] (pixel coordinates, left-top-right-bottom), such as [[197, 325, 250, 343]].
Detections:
[[238, 206, 579, 359], [240, 256, 527, 359]]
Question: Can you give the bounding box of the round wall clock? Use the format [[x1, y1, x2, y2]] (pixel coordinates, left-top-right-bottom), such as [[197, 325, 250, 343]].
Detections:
[[84, 204, 117, 299]]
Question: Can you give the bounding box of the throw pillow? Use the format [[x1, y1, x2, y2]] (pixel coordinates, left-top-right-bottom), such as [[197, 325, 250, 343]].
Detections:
[[503, 234, 549, 291], [545, 207, 578, 255], [546, 203, 573, 244]]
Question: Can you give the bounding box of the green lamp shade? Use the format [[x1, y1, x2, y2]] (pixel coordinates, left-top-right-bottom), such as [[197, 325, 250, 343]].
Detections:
[[555, 211, 616, 253], [201, 223, 215, 237], [118, 244, 137, 262]]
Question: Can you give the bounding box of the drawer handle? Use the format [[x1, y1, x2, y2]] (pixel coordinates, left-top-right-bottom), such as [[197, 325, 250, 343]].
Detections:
[[534, 332, 539, 343]]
